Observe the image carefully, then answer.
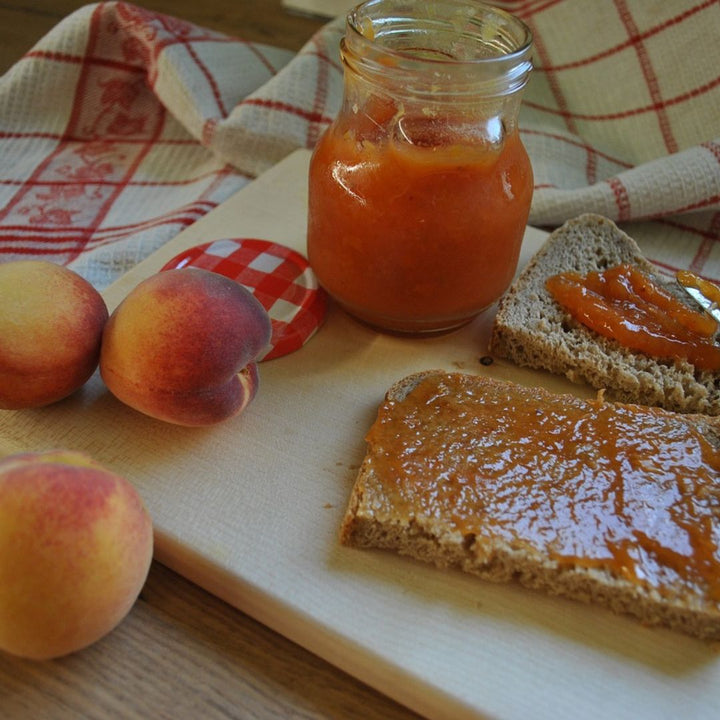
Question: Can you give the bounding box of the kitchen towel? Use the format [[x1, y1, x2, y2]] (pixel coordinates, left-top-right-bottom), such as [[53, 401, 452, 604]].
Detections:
[[0, 0, 718, 288]]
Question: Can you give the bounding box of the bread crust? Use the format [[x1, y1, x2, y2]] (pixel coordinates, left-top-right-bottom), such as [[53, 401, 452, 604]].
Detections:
[[489, 213, 720, 415], [341, 370, 720, 639]]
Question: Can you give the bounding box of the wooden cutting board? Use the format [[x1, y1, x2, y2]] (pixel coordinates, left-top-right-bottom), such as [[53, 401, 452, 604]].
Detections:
[[1, 150, 718, 720]]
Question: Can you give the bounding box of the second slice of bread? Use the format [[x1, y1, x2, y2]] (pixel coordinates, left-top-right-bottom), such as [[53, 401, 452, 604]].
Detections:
[[341, 370, 720, 639], [489, 214, 720, 415]]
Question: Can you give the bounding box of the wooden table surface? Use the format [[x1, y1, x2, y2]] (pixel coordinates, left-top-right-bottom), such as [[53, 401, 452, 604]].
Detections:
[[0, 2, 423, 719]]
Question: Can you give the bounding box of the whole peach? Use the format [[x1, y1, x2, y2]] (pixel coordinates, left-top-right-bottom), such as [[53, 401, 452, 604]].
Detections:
[[0, 261, 108, 409], [0, 450, 153, 660], [100, 268, 271, 425]]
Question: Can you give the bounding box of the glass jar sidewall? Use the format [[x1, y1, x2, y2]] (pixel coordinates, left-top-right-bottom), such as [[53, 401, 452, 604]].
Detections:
[[307, 1, 535, 334], [337, 61, 527, 153], [344, 0, 534, 100]]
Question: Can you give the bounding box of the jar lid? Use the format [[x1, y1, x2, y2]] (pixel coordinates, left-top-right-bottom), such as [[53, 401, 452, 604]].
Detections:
[[160, 238, 327, 361]]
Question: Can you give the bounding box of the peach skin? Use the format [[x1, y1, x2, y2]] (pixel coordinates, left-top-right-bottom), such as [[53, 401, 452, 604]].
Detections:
[[0, 450, 153, 660], [99, 268, 271, 425], [0, 261, 108, 409]]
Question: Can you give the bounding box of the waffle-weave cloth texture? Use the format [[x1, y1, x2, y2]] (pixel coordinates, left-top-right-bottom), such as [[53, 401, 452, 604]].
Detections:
[[0, 1, 718, 288]]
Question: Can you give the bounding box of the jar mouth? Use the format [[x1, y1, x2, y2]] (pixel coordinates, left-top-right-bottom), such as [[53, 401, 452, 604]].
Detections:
[[344, 0, 533, 97]]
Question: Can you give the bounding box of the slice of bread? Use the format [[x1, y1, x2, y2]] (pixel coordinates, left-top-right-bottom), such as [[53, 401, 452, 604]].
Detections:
[[489, 213, 720, 415], [341, 370, 720, 639]]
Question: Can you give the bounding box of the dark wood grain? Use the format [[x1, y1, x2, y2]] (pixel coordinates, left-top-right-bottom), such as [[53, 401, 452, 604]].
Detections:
[[0, 2, 423, 718], [0, 0, 328, 74], [0, 561, 423, 719]]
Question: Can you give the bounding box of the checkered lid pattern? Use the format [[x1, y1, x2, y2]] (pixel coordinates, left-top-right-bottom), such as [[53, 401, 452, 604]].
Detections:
[[161, 239, 327, 360], [0, 1, 718, 288]]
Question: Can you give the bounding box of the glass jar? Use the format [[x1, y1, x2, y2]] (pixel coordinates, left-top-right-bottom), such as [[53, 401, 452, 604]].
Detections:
[[307, 0, 534, 335]]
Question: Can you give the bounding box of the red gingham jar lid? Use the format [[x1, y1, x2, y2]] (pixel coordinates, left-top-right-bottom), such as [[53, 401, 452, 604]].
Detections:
[[161, 238, 327, 361]]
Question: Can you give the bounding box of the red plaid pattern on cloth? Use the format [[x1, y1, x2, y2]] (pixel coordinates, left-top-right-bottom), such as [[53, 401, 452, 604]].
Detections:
[[160, 238, 327, 360], [0, 0, 719, 289], [0, 2, 295, 288]]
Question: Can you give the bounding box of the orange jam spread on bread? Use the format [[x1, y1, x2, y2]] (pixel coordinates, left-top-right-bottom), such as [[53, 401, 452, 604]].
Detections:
[[677, 269, 720, 307], [367, 373, 720, 600], [546, 264, 720, 370]]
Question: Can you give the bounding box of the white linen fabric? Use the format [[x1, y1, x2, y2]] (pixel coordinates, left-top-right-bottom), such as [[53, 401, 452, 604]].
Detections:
[[0, 1, 718, 287]]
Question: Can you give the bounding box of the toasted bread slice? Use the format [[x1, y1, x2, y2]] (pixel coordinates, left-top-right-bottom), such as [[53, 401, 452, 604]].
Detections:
[[341, 370, 720, 639], [489, 213, 720, 415]]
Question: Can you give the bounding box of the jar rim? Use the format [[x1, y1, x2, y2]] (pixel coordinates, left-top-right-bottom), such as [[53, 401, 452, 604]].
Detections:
[[344, 0, 533, 97], [348, 0, 532, 63]]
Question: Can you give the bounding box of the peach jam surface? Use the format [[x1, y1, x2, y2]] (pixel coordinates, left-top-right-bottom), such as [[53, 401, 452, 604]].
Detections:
[[308, 123, 533, 333], [546, 264, 720, 370], [366, 373, 720, 600]]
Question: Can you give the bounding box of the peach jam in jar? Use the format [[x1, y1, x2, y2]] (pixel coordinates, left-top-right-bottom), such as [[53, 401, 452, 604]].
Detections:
[[307, 0, 534, 334]]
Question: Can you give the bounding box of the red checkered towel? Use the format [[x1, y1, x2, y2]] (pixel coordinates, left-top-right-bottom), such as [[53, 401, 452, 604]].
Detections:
[[0, 1, 718, 288]]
